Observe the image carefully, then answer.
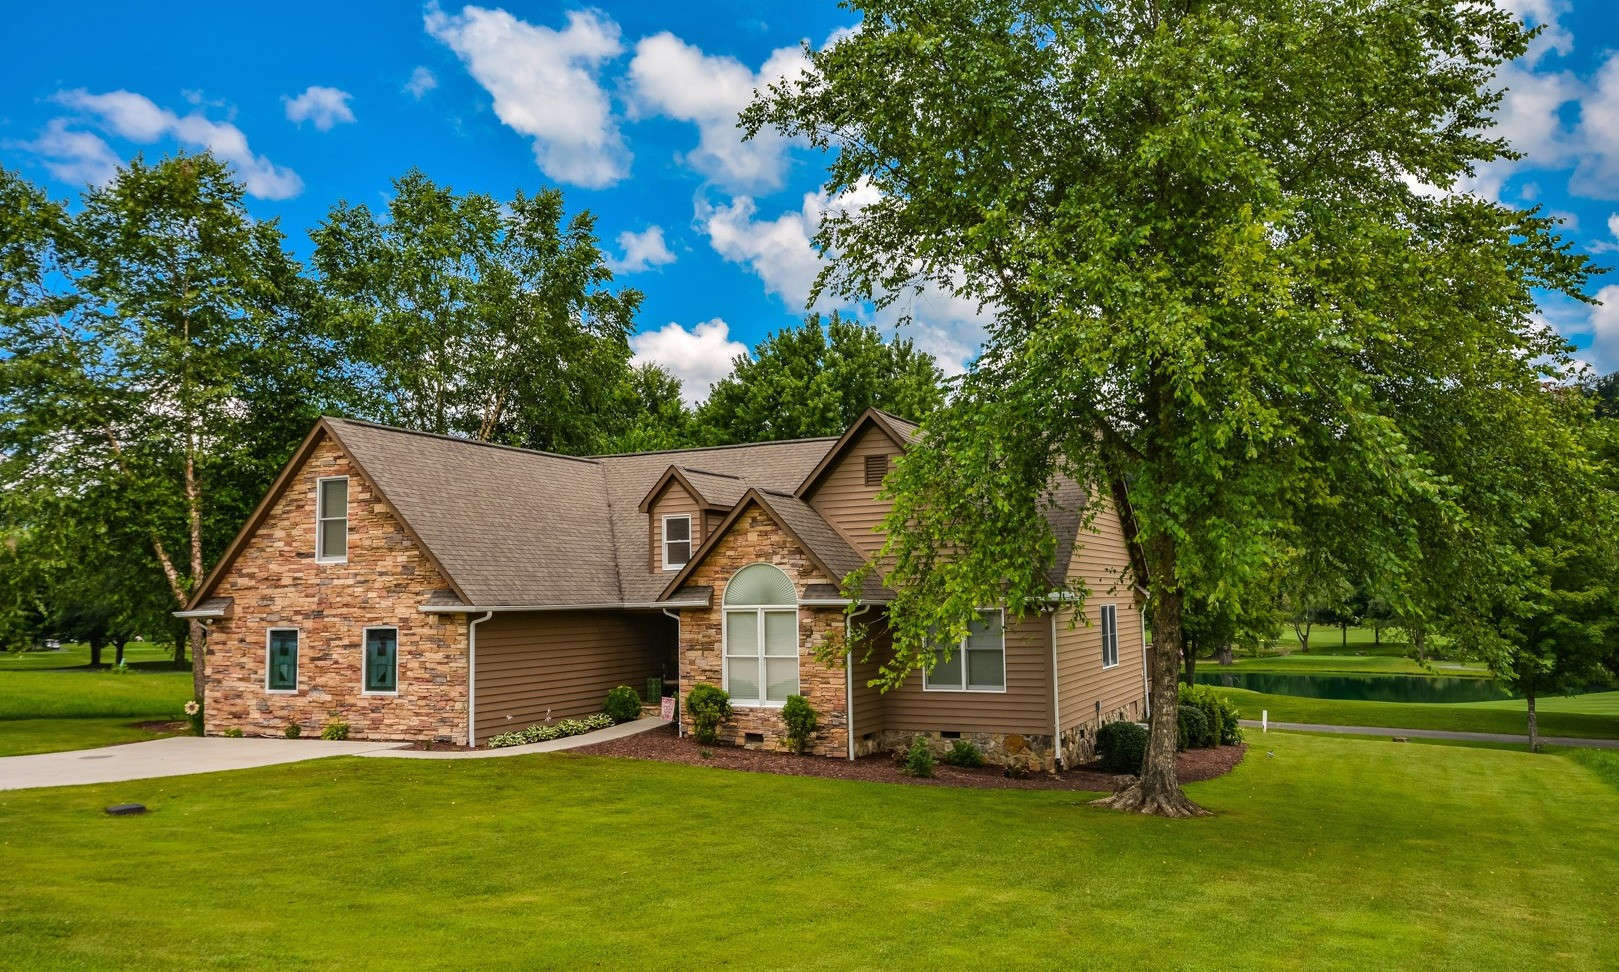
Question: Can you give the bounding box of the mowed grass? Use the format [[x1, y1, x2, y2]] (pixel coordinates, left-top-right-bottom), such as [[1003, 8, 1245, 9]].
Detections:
[[1, 643, 192, 753], [1209, 652, 1490, 677], [0, 641, 181, 672], [0, 717, 183, 757], [0, 732, 1614, 969], [1214, 687, 1619, 739]]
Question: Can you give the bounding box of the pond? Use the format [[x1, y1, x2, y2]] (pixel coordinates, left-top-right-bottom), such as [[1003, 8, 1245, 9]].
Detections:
[[1193, 670, 1515, 703]]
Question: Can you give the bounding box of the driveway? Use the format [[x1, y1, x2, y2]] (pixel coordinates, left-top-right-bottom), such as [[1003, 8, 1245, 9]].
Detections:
[[0, 736, 406, 791]]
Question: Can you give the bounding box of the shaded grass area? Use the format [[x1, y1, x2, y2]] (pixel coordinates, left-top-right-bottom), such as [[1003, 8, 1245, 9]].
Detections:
[[0, 718, 182, 757], [1213, 687, 1619, 739], [1561, 748, 1619, 793], [1, 732, 1616, 969], [0, 670, 191, 720], [0, 641, 182, 672]]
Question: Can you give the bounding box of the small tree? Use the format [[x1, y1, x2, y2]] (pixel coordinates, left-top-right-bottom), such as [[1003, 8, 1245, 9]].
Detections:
[[684, 683, 732, 745], [780, 695, 819, 754]]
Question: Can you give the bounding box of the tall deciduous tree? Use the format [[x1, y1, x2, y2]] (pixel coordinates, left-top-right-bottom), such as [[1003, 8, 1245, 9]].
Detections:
[[696, 312, 945, 443], [751, 0, 1594, 815], [0, 155, 337, 697], [312, 170, 644, 452]]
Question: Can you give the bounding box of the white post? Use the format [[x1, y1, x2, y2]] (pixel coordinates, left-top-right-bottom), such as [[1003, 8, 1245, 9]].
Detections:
[[1262, 709, 1268, 733]]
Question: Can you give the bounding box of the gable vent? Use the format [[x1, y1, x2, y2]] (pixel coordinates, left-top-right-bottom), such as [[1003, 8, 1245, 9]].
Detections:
[[864, 454, 889, 487]]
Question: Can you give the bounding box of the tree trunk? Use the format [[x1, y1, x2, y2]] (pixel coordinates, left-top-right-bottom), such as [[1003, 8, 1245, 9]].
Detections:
[[1182, 640, 1197, 684], [1412, 627, 1426, 663], [1293, 620, 1312, 653], [1094, 536, 1208, 817], [1374, 626, 1381, 647], [188, 619, 205, 700], [88, 636, 104, 669], [1341, 623, 1348, 649], [114, 638, 127, 667], [1218, 644, 1233, 666], [1525, 681, 1539, 753]]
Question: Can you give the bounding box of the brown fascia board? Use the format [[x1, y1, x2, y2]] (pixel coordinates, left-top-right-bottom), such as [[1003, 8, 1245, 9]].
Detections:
[[656, 488, 846, 602], [792, 408, 910, 499], [184, 417, 473, 610], [636, 464, 731, 514]]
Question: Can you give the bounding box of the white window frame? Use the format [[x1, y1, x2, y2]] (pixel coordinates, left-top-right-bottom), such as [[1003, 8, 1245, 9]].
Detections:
[[923, 608, 1007, 693], [1101, 604, 1120, 669], [720, 562, 799, 708], [361, 625, 399, 696], [315, 475, 349, 564], [265, 627, 299, 694], [661, 513, 692, 571]]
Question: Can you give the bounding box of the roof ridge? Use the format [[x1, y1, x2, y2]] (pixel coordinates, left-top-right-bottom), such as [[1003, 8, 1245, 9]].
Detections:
[[324, 416, 603, 465], [589, 434, 840, 459], [678, 466, 743, 480]]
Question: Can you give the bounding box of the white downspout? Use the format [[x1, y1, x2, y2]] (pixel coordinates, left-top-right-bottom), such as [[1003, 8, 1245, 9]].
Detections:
[[845, 603, 873, 761], [467, 610, 493, 747], [1050, 608, 1062, 770], [663, 608, 682, 736]]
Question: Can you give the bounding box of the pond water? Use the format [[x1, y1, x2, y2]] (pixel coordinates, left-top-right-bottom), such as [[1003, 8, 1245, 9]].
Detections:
[[1193, 670, 1515, 703]]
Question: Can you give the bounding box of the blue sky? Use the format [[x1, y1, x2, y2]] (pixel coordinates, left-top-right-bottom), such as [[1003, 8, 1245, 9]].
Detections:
[[3, 1, 1617, 399]]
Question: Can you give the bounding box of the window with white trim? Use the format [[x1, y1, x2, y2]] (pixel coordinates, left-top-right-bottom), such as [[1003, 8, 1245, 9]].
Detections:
[[316, 476, 348, 562], [923, 610, 1005, 692], [662, 514, 692, 570], [364, 627, 397, 694], [1101, 604, 1119, 668], [722, 563, 799, 705], [267, 629, 298, 692]]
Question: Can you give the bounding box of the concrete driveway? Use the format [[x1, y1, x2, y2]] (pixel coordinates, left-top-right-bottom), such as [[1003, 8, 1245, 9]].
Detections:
[[0, 736, 407, 791]]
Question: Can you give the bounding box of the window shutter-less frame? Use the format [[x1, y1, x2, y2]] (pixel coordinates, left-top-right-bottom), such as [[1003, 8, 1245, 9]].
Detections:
[[365, 628, 397, 693]]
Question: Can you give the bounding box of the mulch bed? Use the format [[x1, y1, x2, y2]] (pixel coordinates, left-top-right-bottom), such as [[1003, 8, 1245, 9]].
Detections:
[[132, 720, 187, 732], [570, 723, 1246, 791]]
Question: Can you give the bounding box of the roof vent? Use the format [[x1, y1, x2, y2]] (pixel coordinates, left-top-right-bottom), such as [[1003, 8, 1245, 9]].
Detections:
[[864, 454, 889, 487]]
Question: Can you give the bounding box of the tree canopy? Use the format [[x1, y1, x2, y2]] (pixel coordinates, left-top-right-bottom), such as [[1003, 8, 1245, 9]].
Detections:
[[750, 0, 1599, 815]]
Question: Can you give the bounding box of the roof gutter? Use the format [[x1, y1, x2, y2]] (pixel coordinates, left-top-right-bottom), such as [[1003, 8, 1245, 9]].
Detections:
[[418, 599, 709, 614], [797, 597, 890, 608], [172, 607, 229, 619]]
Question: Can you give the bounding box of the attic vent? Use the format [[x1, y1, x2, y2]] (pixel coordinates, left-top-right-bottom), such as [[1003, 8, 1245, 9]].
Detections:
[[864, 454, 889, 487]]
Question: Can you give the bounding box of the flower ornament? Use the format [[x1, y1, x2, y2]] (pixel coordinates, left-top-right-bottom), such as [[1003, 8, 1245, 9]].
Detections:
[[184, 700, 201, 716]]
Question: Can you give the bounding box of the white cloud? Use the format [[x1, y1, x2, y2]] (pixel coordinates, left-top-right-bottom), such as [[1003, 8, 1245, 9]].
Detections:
[[49, 88, 302, 199], [698, 187, 987, 374], [629, 318, 748, 403], [1591, 213, 1619, 253], [1500, 0, 1573, 65], [627, 32, 809, 192], [425, 3, 629, 188], [405, 66, 438, 98], [606, 225, 676, 274], [1590, 285, 1619, 346], [10, 118, 122, 186], [283, 86, 356, 131]]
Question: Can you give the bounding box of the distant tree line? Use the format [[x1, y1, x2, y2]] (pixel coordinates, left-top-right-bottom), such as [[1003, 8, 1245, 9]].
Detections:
[[0, 154, 947, 684]]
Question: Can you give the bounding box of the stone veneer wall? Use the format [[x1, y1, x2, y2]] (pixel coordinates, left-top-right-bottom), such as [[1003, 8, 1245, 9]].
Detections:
[[1056, 696, 1146, 765], [677, 508, 849, 758], [204, 436, 469, 742], [875, 730, 1059, 772]]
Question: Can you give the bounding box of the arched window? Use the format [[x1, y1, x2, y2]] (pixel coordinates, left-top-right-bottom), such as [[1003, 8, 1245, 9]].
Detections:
[[722, 563, 799, 705]]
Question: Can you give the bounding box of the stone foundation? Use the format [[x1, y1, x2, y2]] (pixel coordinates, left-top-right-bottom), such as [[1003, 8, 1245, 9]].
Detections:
[[877, 729, 1059, 772], [1057, 697, 1148, 766]]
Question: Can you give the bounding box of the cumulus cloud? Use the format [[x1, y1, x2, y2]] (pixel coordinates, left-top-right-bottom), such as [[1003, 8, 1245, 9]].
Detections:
[[698, 187, 987, 373], [9, 118, 123, 186], [626, 32, 810, 192], [425, 3, 629, 188], [283, 86, 356, 131], [606, 225, 676, 274], [1588, 286, 1619, 366], [46, 89, 302, 198], [405, 66, 438, 98], [1500, 0, 1573, 65], [629, 318, 748, 403]]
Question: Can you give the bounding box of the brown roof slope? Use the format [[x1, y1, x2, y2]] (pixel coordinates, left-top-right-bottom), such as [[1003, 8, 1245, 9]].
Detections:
[[326, 419, 622, 605]]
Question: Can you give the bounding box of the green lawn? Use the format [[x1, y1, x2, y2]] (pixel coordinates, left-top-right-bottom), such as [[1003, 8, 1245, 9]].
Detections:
[[0, 640, 182, 672], [1215, 687, 1619, 739], [0, 717, 183, 757], [0, 642, 192, 754], [1206, 652, 1489, 677], [0, 732, 1614, 968]]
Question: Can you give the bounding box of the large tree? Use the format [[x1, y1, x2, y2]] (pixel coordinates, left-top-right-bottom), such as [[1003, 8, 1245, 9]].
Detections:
[[312, 170, 644, 452], [0, 155, 338, 697], [696, 312, 945, 443], [750, 0, 1594, 815]]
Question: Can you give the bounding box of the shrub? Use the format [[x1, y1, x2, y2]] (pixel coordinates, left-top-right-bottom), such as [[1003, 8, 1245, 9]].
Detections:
[[940, 739, 985, 768], [780, 695, 819, 754], [604, 685, 643, 723], [283, 723, 302, 739], [1095, 720, 1149, 774], [685, 683, 732, 745], [1180, 685, 1227, 748], [1176, 705, 1211, 750], [486, 712, 615, 748], [321, 721, 350, 741], [223, 727, 244, 738], [902, 735, 934, 777]]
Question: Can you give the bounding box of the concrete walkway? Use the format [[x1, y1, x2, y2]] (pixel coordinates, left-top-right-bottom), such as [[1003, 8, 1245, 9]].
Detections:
[[1241, 719, 1619, 749], [0, 717, 671, 790], [360, 716, 669, 759]]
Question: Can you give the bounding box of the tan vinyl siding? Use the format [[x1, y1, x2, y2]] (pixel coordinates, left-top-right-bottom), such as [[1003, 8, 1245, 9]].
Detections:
[[805, 424, 897, 556], [473, 611, 672, 743], [879, 613, 1054, 735], [850, 618, 888, 739], [1056, 493, 1147, 730], [647, 482, 702, 573]]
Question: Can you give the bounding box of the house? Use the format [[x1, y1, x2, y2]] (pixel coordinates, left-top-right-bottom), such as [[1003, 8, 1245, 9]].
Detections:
[[179, 409, 1148, 767]]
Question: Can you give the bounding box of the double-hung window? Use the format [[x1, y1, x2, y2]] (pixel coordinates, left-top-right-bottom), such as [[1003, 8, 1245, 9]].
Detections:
[[267, 629, 298, 692], [364, 627, 397, 694], [316, 476, 348, 562], [722, 563, 799, 705], [923, 610, 1006, 692], [662, 514, 692, 570], [1100, 604, 1119, 669]]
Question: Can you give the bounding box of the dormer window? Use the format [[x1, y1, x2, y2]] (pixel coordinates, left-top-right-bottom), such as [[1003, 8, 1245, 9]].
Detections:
[[864, 453, 889, 487], [662, 514, 692, 570], [316, 476, 348, 562]]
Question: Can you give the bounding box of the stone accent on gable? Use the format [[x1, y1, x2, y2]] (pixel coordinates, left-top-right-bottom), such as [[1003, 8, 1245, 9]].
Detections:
[[677, 507, 849, 758], [203, 435, 469, 742]]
